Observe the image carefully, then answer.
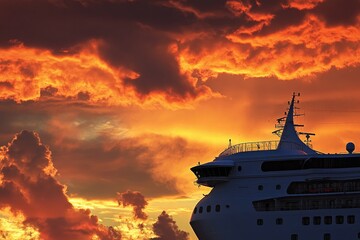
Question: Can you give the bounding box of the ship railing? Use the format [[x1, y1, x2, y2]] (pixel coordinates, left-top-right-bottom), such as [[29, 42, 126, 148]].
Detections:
[[219, 140, 279, 157]]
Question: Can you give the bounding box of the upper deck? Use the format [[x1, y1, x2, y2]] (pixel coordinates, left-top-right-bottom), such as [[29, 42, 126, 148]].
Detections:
[[219, 140, 280, 157]]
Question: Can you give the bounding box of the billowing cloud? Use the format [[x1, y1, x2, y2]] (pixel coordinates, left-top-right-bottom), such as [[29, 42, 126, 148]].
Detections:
[[0, 43, 213, 108], [0, 0, 358, 108], [0, 130, 120, 240], [117, 190, 148, 220], [152, 211, 189, 240], [180, 0, 360, 81]]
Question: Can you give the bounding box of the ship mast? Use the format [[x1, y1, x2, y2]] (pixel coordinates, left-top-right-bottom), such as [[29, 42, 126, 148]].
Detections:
[[276, 93, 316, 154]]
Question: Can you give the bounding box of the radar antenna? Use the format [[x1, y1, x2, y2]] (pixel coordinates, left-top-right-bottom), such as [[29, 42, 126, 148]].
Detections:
[[299, 132, 316, 147], [273, 92, 315, 148]]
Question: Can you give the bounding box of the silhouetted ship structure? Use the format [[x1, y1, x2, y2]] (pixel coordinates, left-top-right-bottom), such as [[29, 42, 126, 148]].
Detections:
[[190, 93, 360, 240]]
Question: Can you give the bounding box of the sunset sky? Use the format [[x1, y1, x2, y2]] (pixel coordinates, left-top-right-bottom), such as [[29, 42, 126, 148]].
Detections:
[[0, 0, 359, 239]]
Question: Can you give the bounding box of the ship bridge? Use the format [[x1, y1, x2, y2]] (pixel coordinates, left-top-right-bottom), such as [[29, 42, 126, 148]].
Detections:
[[191, 161, 234, 187]]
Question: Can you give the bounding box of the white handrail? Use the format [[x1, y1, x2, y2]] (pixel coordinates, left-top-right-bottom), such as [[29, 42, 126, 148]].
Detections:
[[219, 140, 280, 156]]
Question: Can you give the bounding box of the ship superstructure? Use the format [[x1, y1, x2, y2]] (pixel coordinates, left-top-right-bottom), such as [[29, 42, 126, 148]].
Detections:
[[190, 94, 360, 240]]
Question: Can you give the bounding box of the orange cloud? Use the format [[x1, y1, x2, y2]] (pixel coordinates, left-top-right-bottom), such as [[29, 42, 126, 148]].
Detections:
[[226, 0, 274, 22], [0, 41, 133, 103], [0, 130, 119, 240], [179, 14, 360, 81], [0, 41, 214, 109], [284, 0, 325, 10]]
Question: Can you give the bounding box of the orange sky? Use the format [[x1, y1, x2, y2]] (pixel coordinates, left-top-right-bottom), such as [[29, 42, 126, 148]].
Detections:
[[0, 0, 359, 239]]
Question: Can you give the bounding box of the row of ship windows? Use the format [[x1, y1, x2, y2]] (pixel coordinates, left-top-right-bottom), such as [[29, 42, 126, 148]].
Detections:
[[252, 180, 360, 193], [256, 215, 356, 226], [302, 215, 355, 225], [290, 232, 360, 240], [193, 204, 230, 214], [195, 157, 360, 179], [288, 179, 360, 194], [257, 184, 281, 190], [253, 195, 360, 211]]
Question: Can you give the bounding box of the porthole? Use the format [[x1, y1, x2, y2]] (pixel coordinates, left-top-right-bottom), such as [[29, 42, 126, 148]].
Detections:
[[276, 184, 281, 190], [324, 233, 331, 240], [336, 215, 344, 224], [206, 205, 211, 213], [258, 185, 264, 190], [199, 207, 203, 214], [357, 232, 360, 239], [193, 207, 197, 214], [238, 166, 242, 171], [324, 216, 332, 225], [302, 217, 310, 225], [347, 215, 355, 224], [313, 216, 321, 225], [276, 218, 283, 225], [291, 234, 298, 240], [226, 205, 230, 208], [215, 204, 220, 212], [257, 219, 263, 225]]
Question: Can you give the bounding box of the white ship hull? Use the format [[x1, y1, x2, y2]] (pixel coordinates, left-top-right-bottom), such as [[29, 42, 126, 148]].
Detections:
[[191, 175, 360, 240]]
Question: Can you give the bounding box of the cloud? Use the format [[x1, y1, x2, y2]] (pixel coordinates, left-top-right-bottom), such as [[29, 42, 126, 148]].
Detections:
[[0, 100, 214, 200], [117, 190, 148, 220], [151, 211, 189, 240], [0, 0, 215, 108], [0, 130, 120, 240], [285, 0, 324, 10], [0, 0, 358, 109]]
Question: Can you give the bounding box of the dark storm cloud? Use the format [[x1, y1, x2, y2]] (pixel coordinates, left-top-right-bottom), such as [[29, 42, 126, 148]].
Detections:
[[257, 7, 306, 36], [117, 190, 148, 220], [151, 211, 189, 240], [313, 0, 360, 26], [0, 0, 196, 49], [0, 130, 119, 239], [0, 0, 205, 98]]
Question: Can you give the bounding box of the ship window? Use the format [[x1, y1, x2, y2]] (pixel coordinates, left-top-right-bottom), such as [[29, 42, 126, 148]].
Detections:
[[302, 217, 310, 225], [276, 184, 281, 190], [206, 205, 211, 213], [257, 219, 263, 225], [276, 218, 283, 225], [191, 166, 233, 178], [304, 156, 360, 169], [324, 233, 331, 240], [238, 166, 242, 171], [291, 234, 298, 240], [215, 204, 220, 212], [258, 185, 264, 191], [324, 216, 332, 224], [313, 216, 321, 225], [336, 216, 344, 224], [347, 215, 355, 224], [262, 160, 304, 171], [199, 207, 203, 214], [357, 232, 360, 239], [226, 205, 230, 208], [193, 207, 197, 214]]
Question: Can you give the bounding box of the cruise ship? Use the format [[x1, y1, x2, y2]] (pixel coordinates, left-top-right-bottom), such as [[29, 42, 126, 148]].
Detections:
[[190, 94, 360, 240]]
